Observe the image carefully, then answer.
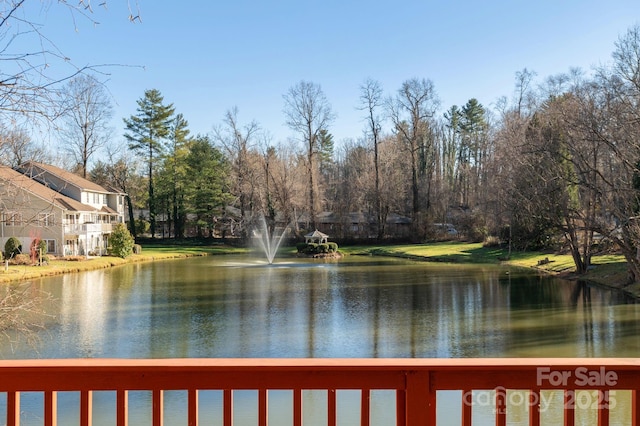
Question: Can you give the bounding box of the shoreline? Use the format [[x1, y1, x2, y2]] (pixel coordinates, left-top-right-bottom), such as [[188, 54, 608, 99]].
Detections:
[[0, 250, 218, 285], [1, 242, 636, 299], [337, 243, 639, 299]]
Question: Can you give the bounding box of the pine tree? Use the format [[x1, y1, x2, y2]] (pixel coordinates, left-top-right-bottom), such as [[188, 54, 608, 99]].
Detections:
[[158, 113, 191, 239], [124, 89, 175, 238], [184, 135, 231, 238], [317, 129, 334, 175]]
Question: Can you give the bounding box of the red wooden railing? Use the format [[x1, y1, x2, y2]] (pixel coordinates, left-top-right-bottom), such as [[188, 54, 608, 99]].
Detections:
[[0, 358, 639, 425]]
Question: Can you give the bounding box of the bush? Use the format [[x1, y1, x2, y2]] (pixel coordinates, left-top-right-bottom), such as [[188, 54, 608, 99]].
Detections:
[[110, 223, 135, 258], [482, 236, 501, 248], [30, 238, 48, 264], [133, 244, 142, 254], [297, 242, 339, 255], [4, 237, 21, 259], [11, 254, 31, 265], [61, 255, 86, 262]]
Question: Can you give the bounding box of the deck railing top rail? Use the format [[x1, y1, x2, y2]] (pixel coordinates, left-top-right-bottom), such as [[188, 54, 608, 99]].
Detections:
[[1, 358, 639, 426]]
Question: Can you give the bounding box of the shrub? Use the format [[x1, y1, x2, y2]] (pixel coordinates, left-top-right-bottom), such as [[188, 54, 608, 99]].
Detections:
[[61, 255, 86, 262], [482, 236, 501, 248], [4, 237, 21, 259], [110, 223, 135, 258], [30, 238, 48, 264], [296, 242, 339, 255], [11, 254, 31, 265]]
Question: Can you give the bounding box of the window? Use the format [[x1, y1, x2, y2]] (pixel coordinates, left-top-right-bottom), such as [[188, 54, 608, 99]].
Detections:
[[38, 213, 55, 226], [4, 212, 22, 226], [44, 239, 56, 253]]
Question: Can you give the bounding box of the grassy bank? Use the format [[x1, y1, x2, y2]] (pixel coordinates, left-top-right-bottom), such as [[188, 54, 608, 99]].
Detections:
[[1, 241, 634, 298], [0, 244, 248, 285], [339, 242, 635, 297]]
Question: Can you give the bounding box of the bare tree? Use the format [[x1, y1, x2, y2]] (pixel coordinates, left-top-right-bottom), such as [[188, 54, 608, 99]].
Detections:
[[0, 126, 47, 166], [358, 78, 386, 239], [0, 1, 139, 126], [0, 284, 53, 353], [514, 68, 538, 117], [263, 141, 305, 235], [283, 81, 335, 230], [212, 107, 261, 237], [58, 74, 114, 178], [91, 144, 145, 237], [387, 78, 440, 237]]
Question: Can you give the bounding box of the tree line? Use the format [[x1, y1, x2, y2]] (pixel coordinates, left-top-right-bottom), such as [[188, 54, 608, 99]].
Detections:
[[115, 24, 640, 282], [2, 13, 640, 282]]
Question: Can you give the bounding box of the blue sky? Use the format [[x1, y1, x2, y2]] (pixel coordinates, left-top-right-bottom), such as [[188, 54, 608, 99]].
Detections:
[[26, 0, 640, 146]]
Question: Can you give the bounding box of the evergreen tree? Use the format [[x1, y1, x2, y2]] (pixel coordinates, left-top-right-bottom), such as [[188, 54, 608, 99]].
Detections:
[[184, 135, 231, 237], [110, 223, 135, 258], [442, 105, 462, 200], [317, 129, 335, 178], [459, 98, 488, 206], [157, 113, 191, 239], [123, 89, 175, 238]]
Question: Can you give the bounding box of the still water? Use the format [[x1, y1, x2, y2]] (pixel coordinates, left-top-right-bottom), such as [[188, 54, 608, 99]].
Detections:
[[1, 255, 638, 424]]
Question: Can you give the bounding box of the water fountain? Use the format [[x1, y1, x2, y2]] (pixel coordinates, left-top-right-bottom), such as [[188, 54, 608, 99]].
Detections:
[[252, 215, 290, 264]]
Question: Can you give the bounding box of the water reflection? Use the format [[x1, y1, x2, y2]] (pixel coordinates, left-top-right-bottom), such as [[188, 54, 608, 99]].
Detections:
[[0, 255, 637, 360], [1, 256, 639, 425]]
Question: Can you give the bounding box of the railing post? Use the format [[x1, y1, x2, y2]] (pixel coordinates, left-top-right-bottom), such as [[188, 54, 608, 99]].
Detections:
[[565, 390, 575, 426], [293, 389, 302, 426], [152, 390, 163, 426], [7, 391, 20, 426], [188, 389, 198, 426], [405, 370, 434, 425], [495, 388, 506, 426], [328, 389, 336, 426], [598, 390, 609, 426], [396, 389, 406, 426], [361, 389, 370, 426], [80, 390, 93, 426], [259, 389, 267, 426], [224, 389, 232, 426], [634, 389, 640, 426], [462, 389, 472, 426], [44, 391, 57, 426], [117, 390, 128, 426], [529, 390, 540, 426]]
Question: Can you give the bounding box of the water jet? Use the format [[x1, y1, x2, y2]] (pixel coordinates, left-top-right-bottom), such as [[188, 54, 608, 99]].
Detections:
[[252, 215, 290, 264]]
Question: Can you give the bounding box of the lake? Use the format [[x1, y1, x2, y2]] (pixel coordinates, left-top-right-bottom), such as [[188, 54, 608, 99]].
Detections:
[[0, 254, 637, 424]]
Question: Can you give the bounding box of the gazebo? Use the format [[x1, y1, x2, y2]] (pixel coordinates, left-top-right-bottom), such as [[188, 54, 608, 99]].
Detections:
[[304, 229, 329, 244]]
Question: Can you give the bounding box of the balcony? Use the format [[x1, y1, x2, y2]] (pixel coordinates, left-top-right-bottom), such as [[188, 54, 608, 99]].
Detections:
[[0, 358, 639, 425], [63, 223, 112, 236]]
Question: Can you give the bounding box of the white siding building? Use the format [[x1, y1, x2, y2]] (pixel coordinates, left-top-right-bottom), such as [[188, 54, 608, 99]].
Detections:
[[0, 162, 126, 256]]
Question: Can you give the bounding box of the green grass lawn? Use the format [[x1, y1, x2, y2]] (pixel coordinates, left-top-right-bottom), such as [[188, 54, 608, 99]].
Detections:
[[0, 243, 248, 284], [339, 241, 632, 293]]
